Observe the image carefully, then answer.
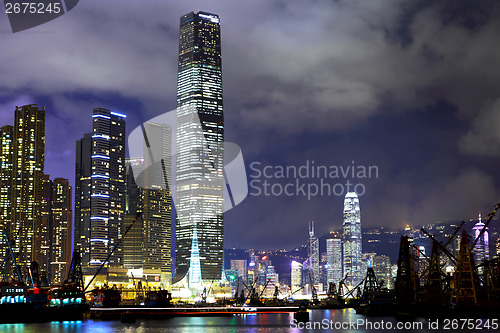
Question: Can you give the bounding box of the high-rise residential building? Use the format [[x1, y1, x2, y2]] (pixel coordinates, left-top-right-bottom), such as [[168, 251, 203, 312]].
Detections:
[[41, 176, 73, 284], [473, 213, 489, 267], [11, 105, 45, 269], [326, 238, 343, 285], [75, 108, 126, 270], [291, 261, 303, 294], [174, 11, 224, 284], [343, 191, 362, 288], [0, 125, 14, 269], [40, 175, 53, 274], [308, 221, 319, 285], [50, 178, 72, 284]]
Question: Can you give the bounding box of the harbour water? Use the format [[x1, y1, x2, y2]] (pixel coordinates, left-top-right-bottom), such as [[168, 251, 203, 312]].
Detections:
[[1, 308, 498, 333]]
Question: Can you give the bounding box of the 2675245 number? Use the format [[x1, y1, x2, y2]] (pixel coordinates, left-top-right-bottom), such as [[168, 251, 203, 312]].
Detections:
[[5, 2, 62, 14]]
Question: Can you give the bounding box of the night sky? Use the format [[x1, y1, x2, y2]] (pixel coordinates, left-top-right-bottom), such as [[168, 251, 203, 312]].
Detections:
[[1, 1, 500, 250]]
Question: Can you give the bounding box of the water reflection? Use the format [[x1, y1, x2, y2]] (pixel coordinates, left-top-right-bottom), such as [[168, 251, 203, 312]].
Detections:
[[0, 309, 498, 333]]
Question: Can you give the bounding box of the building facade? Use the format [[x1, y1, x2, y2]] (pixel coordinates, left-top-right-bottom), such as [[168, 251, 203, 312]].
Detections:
[[473, 213, 489, 267], [308, 221, 319, 285], [326, 238, 343, 285], [11, 105, 45, 269], [41, 177, 72, 284], [291, 261, 303, 294], [75, 108, 126, 270], [174, 11, 225, 284], [342, 192, 362, 288], [50, 178, 72, 284], [0, 125, 14, 269]]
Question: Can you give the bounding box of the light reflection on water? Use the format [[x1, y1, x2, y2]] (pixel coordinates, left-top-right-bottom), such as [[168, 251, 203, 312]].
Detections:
[[0, 309, 498, 333]]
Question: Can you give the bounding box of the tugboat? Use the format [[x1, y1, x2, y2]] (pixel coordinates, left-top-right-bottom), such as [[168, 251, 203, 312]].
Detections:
[[145, 289, 172, 307], [89, 285, 122, 307]]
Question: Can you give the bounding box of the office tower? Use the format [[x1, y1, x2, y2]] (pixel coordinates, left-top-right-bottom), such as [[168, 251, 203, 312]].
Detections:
[[123, 158, 144, 269], [496, 239, 500, 258], [140, 122, 172, 273], [123, 122, 173, 280], [326, 239, 334, 284], [175, 11, 224, 284], [291, 261, 303, 294], [343, 191, 362, 288], [0, 125, 14, 268], [50, 178, 72, 284], [11, 105, 45, 269], [373, 255, 392, 289], [308, 221, 319, 284], [326, 238, 343, 284], [264, 266, 278, 298], [75, 108, 126, 269], [415, 244, 429, 287], [230, 260, 248, 285], [473, 213, 489, 266], [332, 238, 343, 284]]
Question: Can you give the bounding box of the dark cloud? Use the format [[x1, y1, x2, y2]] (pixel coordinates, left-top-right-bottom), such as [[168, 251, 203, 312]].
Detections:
[[1, 0, 500, 249]]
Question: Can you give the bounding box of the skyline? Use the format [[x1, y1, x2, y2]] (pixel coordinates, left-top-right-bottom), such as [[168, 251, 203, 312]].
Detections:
[[1, 1, 500, 250]]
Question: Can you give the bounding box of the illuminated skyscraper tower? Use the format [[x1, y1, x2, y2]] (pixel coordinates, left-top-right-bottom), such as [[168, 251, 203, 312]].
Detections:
[[175, 11, 224, 284], [41, 176, 72, 284], [473, 213, 489, 266], [343, 192, 362, 288], [0, 125, 14, 268], [75, 108, 126, 269], [326, 238, 342, 284], [291, 261, 303, 294], [308, 221, 319, 285], [11, 105, 45, 269]]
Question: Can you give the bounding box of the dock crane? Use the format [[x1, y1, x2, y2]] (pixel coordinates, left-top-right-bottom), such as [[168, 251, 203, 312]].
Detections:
[[1, 230, 22, 283]]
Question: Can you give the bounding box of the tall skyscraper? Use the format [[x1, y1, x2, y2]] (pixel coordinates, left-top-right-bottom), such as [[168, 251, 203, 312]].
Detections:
[[123, 121, 173, 284], [141, 122, 172, 274], [0, 125, 14, 268], [230, 260, 248, 286], [41, 176, 73, 284], [50, 178, 72, 284], [308, 221, 319, 285], [11, 105, 45, 269], [174, 11, 224, 284], [343, 192, 362, 288], [75, 108, 126, 270], [123, 158, 144, 270], [264, 265, 278, 298], [373, 255, 392, 289], [291, 261, 303, 294], [473, 213, 489, 266], [326, 238, 342, 285], [41, 175, 53, 274]]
